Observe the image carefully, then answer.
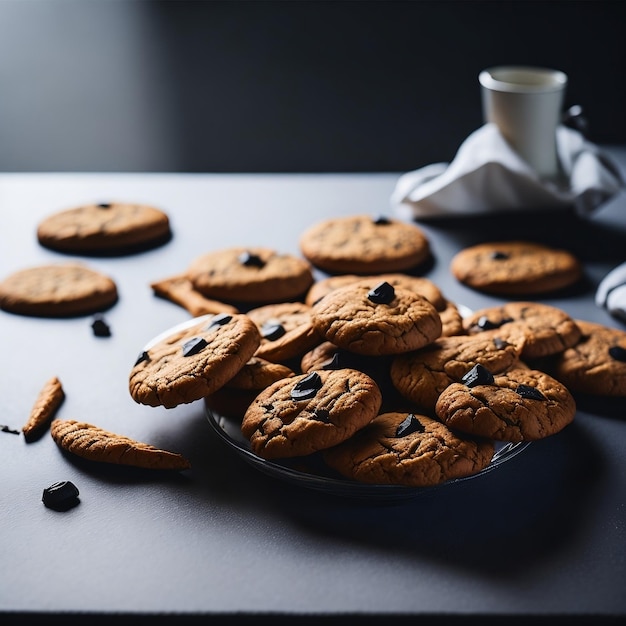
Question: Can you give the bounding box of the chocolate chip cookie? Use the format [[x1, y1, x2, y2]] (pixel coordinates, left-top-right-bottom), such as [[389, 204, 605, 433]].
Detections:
[[450, 241, 582, 295], [299, 214, 431, 274], [435, 364, 576, 441], [241, 368, 382, 459], [310, 280, 442, 355], [37, 201, 172, 254], [322, 411, 495, 486], [129, 312, 261, 408]]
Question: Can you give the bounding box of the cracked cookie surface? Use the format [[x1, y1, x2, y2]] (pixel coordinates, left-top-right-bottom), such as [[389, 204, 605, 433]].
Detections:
[[311, 282, 442, 356], [540, 319, 626, 396], [299, 214, 431, 274], [241, 368, 382, 459], [322, 411, 494, 486], [435, 366, 576, 441], [129, 313, 261, 408], [463, 301, 581, 359], [391, 332, 525, 411]]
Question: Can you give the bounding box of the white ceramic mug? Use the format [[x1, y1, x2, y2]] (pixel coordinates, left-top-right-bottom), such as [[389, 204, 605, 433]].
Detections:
[[479, 65, 568, 179]]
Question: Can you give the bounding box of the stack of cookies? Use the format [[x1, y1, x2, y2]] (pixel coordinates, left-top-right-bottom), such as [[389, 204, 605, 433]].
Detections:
[[130, 214, 626, 489]]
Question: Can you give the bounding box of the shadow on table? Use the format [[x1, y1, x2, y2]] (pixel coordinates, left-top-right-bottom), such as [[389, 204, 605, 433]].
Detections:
[[259, 418, 605, 580]]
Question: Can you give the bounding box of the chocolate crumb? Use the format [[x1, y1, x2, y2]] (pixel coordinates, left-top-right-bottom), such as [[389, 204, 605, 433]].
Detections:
[[91, 314, 111, 337], [42, 480, 80, 511]]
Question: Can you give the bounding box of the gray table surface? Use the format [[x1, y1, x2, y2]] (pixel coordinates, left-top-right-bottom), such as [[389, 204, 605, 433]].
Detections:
[[1, 168, 625, 624]]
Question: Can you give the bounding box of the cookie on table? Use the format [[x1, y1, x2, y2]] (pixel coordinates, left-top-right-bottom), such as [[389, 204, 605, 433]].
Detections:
[[129, 312, 261, 409], [390, 332, 525, 411], [450, 240, 582, 295], [246, 301, 321, 363], [150, 273, 240, 317], [37, 201, 172, 254], [204, 357, 295, 417], [241, 368, 382, 459], [0, 263, 118, 317], [299, 214, 431, 274], [463, 301, 581, 360], [186, 247, 314, 304], [22, 376, 65, 442], [435, 364, 576, 441], [311, 280, 442, 356], [305, 273, 446, 310], [322, 412, 495, 487], [540, 319, 626, 396], [50, 419, 191, 470]]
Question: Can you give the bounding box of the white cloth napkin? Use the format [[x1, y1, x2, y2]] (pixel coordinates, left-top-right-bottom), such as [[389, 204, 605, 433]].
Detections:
[[391, 123, 624, 219], [596, 261, 626, 322]]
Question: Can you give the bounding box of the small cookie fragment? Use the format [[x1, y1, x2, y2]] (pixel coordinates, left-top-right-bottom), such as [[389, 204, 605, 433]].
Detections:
[[187, 247, 314, 304], [50, 419, 191, 470], [42, 480, 80, 511], [322, 412, 495, 487], [22, 376, 65, 441], [129, 313, 261, 408], [450, 241, 582, 295], [150, 273, 240, 317], [435, 366, 576, 441], [311, 281, 442, 356], [241, 368, 383, 459], [0, 264, 118, 317], [37, 201, 172, 254]]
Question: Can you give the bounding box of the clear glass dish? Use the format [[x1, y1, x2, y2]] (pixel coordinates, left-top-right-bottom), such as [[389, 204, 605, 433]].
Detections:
[[205, 403, 531, 502]]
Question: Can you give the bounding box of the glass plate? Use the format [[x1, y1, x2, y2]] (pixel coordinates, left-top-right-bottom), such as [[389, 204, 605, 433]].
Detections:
[[205, 403, 531, 502]]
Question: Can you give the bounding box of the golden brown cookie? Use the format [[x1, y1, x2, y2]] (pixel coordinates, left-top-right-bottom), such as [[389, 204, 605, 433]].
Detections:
[[50, 419, 191, 470], [150, 273, 240, 317], [435, 364, 576, 441], [322, 411, 495, 486], [0, 263, 118, 317], [450, 241, 582, 295], [305, 273, 445, 310], [246, 301, 321, 363], [390, 332, 524, 411], [37, 201, 172, 254], [299, 214, 431, 274], [22, 376, 65, 441], [539, 319, 626, 396], [129, 312, 261, 408], [463, 301, 581, 359], [310, 280, 442, 356], [241, 368, 382, 459], [187, 247, 314, 304]]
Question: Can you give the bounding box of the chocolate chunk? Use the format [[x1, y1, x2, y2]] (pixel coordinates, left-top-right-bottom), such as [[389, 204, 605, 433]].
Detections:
[[396, 413, 425, 437], [515, 384, 547, 401], [490, 251, 509, 260], [1, 424, 20, 435], [609, 345, 626, 362], [372, 215, 391, 225], [206, 313, 232, 329], [493, 337, 509, 350], [238, 251, 265, 268], [475, 315, 513, 331], [135, 350, 150, 366], [461, 363, 495, 387], [91, 314, 111, 337], [182, 336, 208, 357], [261, 322, 286, 341], [312, 408, 331, 422], [368, 281, 395, 304], [42, 481, 80, 511], [291, 372, 323, 400], [96, 203, 111, 209]]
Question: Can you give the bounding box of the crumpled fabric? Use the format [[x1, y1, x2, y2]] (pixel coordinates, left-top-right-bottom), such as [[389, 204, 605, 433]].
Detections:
[[391, 123, 624, 219]]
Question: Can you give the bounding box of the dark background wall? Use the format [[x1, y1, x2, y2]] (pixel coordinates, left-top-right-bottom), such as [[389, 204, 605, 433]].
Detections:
[[1, 0, 625, 173]]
